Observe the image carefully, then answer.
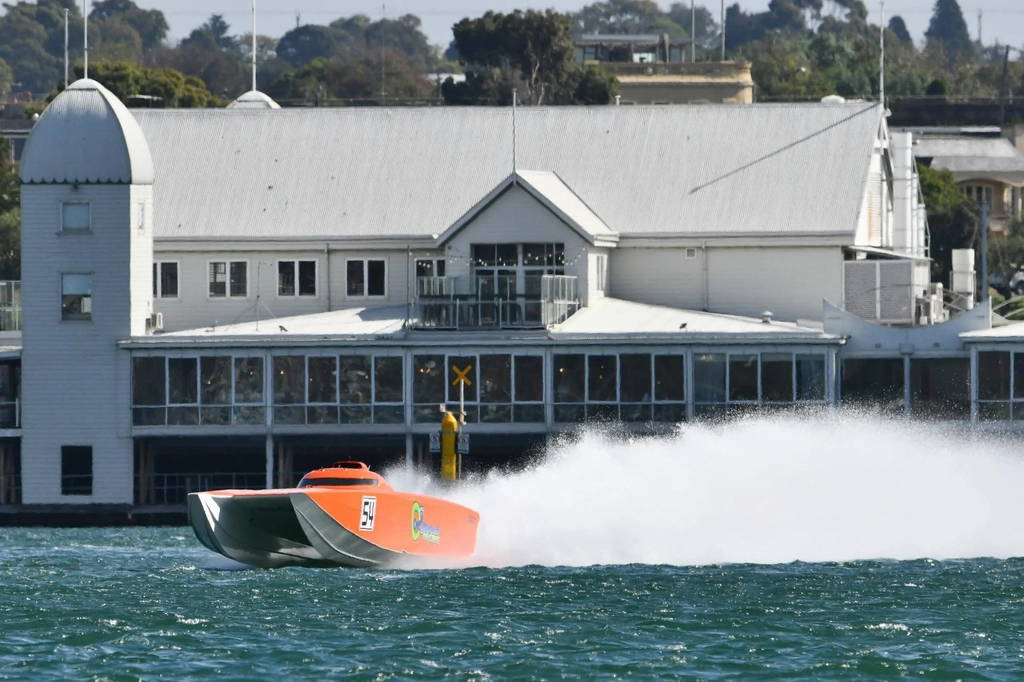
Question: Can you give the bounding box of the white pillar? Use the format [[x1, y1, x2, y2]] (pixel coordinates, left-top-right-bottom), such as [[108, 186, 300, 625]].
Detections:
[[265, 433, 273, 489]]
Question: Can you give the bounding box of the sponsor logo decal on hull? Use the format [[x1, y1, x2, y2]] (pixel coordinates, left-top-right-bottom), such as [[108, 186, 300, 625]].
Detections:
[[411, 501, 441, 544]]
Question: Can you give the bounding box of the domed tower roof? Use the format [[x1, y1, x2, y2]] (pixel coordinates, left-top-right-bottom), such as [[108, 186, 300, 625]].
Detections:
[[20, 78, 154, 185], [227, 90, 281, 109]]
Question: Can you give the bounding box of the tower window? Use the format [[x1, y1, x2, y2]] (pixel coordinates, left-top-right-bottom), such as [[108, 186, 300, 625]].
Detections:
[[61, 446, 92, 495], [153, 262, 178, 298], [61, 274, 93, 320], [61, 202, 91, 231]]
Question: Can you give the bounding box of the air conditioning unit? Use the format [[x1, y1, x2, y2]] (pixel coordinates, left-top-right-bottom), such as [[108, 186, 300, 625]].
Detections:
[[146, 312, 163, 333]]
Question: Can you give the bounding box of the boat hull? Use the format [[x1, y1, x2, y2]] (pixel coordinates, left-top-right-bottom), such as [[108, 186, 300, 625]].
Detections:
[[188, 487, 479, 569]]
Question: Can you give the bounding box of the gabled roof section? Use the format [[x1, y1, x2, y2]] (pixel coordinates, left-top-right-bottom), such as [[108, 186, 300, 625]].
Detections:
[[437, 170, 618, 247], [132, 103, 881, 241], [21, 78, 154, 185]]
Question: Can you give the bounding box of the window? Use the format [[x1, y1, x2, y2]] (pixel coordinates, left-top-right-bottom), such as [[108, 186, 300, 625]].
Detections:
[[132, 355, 265, 427], [61, 274, 92, 320], [61, 202, 90, 231], [685, 248, 697, 259], [595, 255, 606, 292], [416, 259, 446, 278], [153, 262, 178, 298], [841, 358, 904, 415], [279, 260, 317, 297], [346, 260, 386, 297], [911, 358, 969, 420], [209, 261, 247, 298], [61, 446, 92, 496]]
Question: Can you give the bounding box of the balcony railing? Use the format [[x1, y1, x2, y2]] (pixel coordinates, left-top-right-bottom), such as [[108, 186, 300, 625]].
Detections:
[[413, 275, 579, 330], [596, 61, 751, 78], [0, 281, 20, 332]]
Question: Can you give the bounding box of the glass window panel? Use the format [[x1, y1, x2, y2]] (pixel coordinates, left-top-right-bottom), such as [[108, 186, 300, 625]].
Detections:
[[168, 406, 199, 425], [347, 261, 364, 296], [480, 403, 512, 423], [159, 263, 178, 298], [514, 356, 543, 402], [340, 405, 372, 424], [761, 354, 794, 402], [374, 357, 403, 403], [200, 406, 230, 425], [796, 354, 826, 401], [200, 357, 232, 404], [480, 355, 511, 403], [978, 352, 1010, 401], [209, 262, 227, 297], [132, 357, 165, 406], [275, 405, 305, 424], [168, 358, 198, 405], [554, 403, 584, 422], [654, 355, 684, 402], [339, 356, 371, 404], [448, 356, 478, 403], [553, 354, 585, 403], [307, 405, 338, 424], [374, 405, 405, 424], [274, 356, 305, 404], [587, 403, 618, 421], [233, 406, 265, 425], [729, 355, 758, 402], [496, 244, 518, 266], [620, 403, 651, 422], [230, 262, 247, 297], [522, 243, 546, 267], [62, 203, 90, 230], [308, 356, 338, 404], [61, 274, 92, 320], [653, 403, 686, 423], [978, 402, 1010, 421], [234, 357, 264, 404], [587, 355, 617, 402], [416, 259, 436, 277], [472, 244, 497, 266], [1013, 353, 1024, 400], [152, 263, 157, 297], [841, 358, 904, 413], [911, 358, 969, 420], [620, 354, 652, 403], [514, 404, 545, 423], [298, 261, 317, 296], [278, 261, 296, 296], [367, 260, 386, 297], [413, 355, 445, 404], [413, 404, 439, 423], [693, 354, 726, 403], [133, 407, 166, 426]]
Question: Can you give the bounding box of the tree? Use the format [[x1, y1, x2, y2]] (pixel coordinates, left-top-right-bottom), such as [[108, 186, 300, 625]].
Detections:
[[182, 14, 237, 54], [363, 14, 439, 72], [925, 0, 972, 64], [90, 0, 168, 52], [275, 25, 338, 67], [917, 162, 978, 285], [57, 62, 216, 107], [667, 3, 719, 51], [91, 17, 144, 63], [0, 136, 19, 280], [446, 9, 616, 106], [888, 15, 912, 44], [573, 0, 688, 37], [0, 57, 12, 95], [266, 51, 432, 103]]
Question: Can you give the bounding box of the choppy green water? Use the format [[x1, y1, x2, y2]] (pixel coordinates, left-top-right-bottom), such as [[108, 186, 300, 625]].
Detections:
[[2, 528, 1024, 680]]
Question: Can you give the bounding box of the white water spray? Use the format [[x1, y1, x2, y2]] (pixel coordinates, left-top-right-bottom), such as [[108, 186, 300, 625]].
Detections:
[[390, 415, 1024, 567]]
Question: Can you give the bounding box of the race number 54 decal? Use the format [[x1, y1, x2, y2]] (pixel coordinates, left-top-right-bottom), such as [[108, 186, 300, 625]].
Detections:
[[360, 496, 377, 531]]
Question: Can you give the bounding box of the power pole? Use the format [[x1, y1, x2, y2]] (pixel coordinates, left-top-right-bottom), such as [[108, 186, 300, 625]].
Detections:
[[720, 0, 725, 60]]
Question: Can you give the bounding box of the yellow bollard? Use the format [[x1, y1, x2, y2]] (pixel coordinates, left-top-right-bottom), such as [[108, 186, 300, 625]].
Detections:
[[440, 411, 458, 482]]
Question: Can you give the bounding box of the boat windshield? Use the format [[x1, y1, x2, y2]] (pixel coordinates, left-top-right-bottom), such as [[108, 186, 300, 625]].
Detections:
[[297, 478, 380, 488]]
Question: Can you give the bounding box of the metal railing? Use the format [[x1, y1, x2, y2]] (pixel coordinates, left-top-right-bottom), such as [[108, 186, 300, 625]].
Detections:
[[596, 62, 750, 78], [0, 281, 20, 332], [134, 471, 266, 506], [413, 275, 579, 330]]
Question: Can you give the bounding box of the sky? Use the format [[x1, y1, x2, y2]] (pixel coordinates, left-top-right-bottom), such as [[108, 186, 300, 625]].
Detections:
[[125, 0, 1024, 51]]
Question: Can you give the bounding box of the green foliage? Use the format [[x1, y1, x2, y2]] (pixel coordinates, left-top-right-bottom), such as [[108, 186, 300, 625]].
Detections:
[[90, 0, 168, 52], [988, 220, 1024, 296], [925, 0, 973, 64], [666, 3, 719, 51], [267, 53, 432, 103], [276, 25, 338, 68], [183, 14, 237, 53], [59, 62, 215, 107], [446, 9, 616, 106], [0, 57, 12, 95], [888, 16, 912, 44], [0, 0, 75, 96], [0, 139, 18, 215], [917, 162, 978, 284], [90, 17, 144, 64], [0, 138, 18, 281], [573, 0, 689, 38]]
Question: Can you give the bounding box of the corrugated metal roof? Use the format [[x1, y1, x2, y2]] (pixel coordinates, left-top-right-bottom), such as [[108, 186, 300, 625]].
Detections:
[[159, 305, 407, 340], [132, 102, 881, 241], [914, 136, 1022, 160], [20, 78, 154, 185]]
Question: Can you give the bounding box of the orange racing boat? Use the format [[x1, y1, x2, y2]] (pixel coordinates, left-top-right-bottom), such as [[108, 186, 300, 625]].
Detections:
[[188, 462, 479, 568]]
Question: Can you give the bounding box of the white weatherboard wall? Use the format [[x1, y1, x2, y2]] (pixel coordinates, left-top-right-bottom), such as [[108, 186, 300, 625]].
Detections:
[[21, 185, 152, 504], [707, 247, 843, 322], [610, 247, 705, 310], [444, 186, 591, 302]]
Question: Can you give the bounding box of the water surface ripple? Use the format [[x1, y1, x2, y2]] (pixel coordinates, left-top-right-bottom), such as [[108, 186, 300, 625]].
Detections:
[[2, 529, 1023, 680]]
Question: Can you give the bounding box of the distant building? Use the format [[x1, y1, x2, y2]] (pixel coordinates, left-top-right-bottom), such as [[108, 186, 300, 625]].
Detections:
[[902, 126, 1024, 232], [574, 34, 753, 104]]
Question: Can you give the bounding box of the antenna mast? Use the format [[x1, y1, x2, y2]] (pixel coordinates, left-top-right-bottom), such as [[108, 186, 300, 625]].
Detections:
[[64, 9, 69, 88], [83, 0, 88, 79], [512, 88, 517, 180], [251, 0, 257, 91], [690, 0, 695, 62], [879, 0, 885, 107], [381, 4, 386, 100]]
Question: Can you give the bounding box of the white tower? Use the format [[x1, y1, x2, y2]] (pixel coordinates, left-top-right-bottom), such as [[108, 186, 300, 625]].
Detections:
[[19, 79, 154, 504]]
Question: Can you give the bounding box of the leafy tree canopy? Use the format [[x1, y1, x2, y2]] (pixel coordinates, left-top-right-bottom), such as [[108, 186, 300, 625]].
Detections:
[[90, 0, 168, 52], [925, 0, 972, 64], [573, 0, 689, 38], [54, 61, 216, 107], [917, 162, 978, 285], [266, 51, 432, 103], [888, 16, 912, 44]]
